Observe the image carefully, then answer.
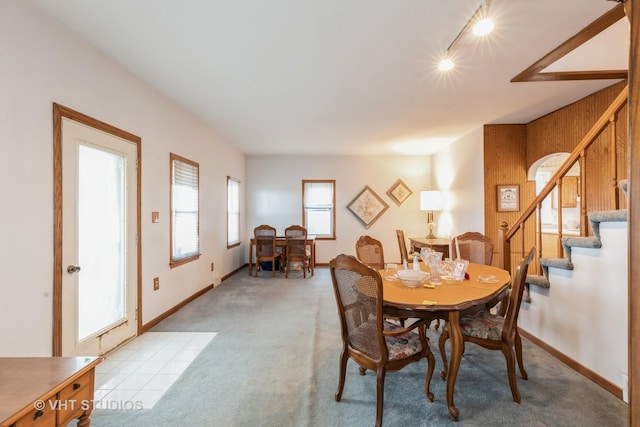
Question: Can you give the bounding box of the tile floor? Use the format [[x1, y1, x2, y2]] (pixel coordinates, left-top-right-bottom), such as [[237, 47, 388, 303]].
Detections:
[[93, 332, 216, 410]]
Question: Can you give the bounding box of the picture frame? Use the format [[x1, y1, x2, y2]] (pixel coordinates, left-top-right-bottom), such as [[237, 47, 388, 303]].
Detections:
[[386, 179, 413, 206], [497, 184, 520, 212], [348, 186, 389, 229]]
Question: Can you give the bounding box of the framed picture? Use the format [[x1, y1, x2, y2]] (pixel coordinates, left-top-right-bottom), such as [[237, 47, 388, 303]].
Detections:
[[497, 185, 520, 212], [348, 186, 389, 229], [386, 179, 413, 206]]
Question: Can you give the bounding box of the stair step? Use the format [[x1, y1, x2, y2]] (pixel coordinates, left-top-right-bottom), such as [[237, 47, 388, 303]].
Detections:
[[562, 236, 602, 249], [540, 257, 573, 270], [526, 274, 550, 288]]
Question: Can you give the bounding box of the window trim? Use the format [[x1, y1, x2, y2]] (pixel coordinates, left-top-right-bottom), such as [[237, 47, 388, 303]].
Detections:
[[227, 176, 241, 249], [170, 153, 200, 268], [302, 179, 336, 240]]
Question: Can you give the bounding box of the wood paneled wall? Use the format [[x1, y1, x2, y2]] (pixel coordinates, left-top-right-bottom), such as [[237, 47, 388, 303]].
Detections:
[[483, 124, 536, 269], [527, 80, 628, 215], [484, 81, 628, 267]]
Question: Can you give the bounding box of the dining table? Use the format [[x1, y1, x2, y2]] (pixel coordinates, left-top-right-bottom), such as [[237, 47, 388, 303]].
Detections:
[[380, 262, 511, 421], [248, 235, 316, 276]]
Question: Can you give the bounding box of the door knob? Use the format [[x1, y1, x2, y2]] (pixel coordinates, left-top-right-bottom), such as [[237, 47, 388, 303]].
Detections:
[[67, 265, 81, 274]]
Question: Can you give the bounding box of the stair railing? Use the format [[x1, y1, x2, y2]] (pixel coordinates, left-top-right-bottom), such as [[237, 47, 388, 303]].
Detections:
[[498, 85, 629, 274]]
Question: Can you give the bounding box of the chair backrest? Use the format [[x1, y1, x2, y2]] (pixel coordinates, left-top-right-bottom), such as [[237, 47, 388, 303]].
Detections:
[[501, 247, 535, 341], [453, 232, 494, 265], [355, 235, 385, 270], [396, 229, 410, 264], [284, 225, 308, 261], [329, 254, 386, 362], [254, 224, 277, 258]]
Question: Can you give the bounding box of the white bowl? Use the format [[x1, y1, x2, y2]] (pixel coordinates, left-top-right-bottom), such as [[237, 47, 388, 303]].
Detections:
[[396, 270, 429, 287]]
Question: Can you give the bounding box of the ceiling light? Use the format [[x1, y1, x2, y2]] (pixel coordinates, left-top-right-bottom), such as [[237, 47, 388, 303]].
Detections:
[[472, 17, 495, 36], [438, 58, 454, 72], [437, 1, 494, 72]]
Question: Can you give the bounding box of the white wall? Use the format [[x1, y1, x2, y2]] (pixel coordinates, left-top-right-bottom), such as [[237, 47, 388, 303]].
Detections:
[[246, 155, 434, 265], [0, 1, 246, 356], [519, 221, 628, 389], [433, 128, 486, 237]]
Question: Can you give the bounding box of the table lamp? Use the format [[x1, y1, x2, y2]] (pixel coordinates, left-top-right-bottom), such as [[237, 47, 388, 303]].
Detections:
[[420, 190, 442, 239]]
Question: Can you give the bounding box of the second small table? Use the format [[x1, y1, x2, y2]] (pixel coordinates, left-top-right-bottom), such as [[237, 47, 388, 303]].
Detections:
[[409, 237, 450, 259]]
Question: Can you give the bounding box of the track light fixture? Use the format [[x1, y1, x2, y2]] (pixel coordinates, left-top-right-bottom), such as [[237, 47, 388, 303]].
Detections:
[[438, 0, 494, 72]]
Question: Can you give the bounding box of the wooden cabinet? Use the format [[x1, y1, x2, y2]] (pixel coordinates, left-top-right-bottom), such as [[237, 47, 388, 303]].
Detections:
[[0, 357, 101, 427], [553, 176, 579, 208]]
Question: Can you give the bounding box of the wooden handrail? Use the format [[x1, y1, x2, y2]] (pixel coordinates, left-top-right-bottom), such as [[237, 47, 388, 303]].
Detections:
[[500, 85, 628, 271], [504, 85, 628, 243]]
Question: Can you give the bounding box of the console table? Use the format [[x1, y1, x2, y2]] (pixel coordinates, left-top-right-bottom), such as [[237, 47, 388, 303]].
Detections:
[[0, 357, 101, 427], [409, 237, 450, 259]]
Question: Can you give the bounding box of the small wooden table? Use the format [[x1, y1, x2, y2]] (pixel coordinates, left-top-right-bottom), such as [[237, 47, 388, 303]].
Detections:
[[409, 237, 450, 258], [0, 357, 101, 427], [381, 263, 511, 421], [248, 236, 316, 276]]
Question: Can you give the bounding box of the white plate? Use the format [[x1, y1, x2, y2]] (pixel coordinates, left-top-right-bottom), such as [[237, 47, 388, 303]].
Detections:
[[477, 278, 500, 284], [385, 275, 398, 281]]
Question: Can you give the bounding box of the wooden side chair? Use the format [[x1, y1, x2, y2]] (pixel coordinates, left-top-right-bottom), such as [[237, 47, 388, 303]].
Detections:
[[395, 229, 416, 264], [355, 235, 385, 270], [284, 225, 311, 278], [452, 232, 494, 265], [329, 254, 435, 427], [438, 247, 535, 404], [253, 224, 281, 277]]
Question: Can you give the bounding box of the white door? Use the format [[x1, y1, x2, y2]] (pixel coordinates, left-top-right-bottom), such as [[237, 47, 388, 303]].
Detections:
[[61, 117, 138, 356]]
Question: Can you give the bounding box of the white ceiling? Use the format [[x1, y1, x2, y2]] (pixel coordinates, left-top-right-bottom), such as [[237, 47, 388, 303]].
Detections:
[[31, 0, 628, 156]]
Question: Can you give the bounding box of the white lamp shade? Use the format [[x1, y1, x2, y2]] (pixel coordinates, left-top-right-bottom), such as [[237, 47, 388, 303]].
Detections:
[[420, 190, 442, 211]]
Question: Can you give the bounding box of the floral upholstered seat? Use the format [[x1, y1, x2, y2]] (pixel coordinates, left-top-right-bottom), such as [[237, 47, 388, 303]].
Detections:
[[459, 311, 504, 341]]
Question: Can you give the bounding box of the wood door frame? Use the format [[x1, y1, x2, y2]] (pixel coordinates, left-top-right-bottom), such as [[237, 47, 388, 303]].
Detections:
[[52, 104, 142, 356]]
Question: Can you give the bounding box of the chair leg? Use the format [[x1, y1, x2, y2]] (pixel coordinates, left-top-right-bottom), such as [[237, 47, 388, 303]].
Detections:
[[335, 350, 349, 402], [438, 328, 449, 380], [375, 368, 386, 427], [272, 260, 275, 277], [515, 331, 528, 380], [501, 345, 521, 403], [420, 326, 435, 402]]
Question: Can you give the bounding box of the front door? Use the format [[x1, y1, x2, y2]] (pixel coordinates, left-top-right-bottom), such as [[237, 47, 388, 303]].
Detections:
[[54, 106, 140, 356]]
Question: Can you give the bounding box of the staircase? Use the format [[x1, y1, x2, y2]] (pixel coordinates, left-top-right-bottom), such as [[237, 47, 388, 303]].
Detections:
[[524, 180, 628, 301]]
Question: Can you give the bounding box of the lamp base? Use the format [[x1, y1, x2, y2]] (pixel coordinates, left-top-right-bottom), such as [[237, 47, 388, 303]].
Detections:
[[425, 231, 437, 239]]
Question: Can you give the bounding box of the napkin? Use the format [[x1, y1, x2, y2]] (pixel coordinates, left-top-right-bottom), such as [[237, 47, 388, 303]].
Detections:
[[421, 299, 437, 305]]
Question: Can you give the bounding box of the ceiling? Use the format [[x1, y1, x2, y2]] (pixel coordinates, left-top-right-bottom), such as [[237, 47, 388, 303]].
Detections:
[[31, 0, 628, 156]]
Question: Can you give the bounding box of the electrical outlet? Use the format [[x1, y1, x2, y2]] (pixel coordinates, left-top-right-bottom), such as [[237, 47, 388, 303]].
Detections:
[[211, 262, 215, 271], [153, 277, 159, 291]]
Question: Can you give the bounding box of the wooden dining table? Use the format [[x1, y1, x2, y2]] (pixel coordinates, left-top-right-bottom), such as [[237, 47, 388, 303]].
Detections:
[[248, 236, 316, 276], [380, 262, 511, 421]]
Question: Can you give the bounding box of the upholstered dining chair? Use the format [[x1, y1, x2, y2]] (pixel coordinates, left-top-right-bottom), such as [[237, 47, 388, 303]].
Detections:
[[329, 254, 435, 427], [395, 229, 416, 264], [253, 224, 281, 277], [355, 235, 385, 270], [438, 247, 535, 404], [452, 232, 494, 265], [283, 225, 311, 278]]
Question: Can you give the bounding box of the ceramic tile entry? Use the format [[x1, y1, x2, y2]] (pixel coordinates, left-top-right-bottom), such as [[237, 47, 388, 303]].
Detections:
[[94, 332, 216, 410]]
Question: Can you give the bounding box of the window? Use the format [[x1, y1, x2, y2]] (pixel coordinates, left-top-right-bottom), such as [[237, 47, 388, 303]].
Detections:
[[170, 153, 200, 267], [302, 180, 335, 239], [227, 176, 241, 248]]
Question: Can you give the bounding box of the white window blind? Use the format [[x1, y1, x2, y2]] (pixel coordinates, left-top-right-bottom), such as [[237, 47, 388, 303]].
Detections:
[[171, 154, 199, 265], [303, 180, 335, 239], [227, 177, 240, 247]]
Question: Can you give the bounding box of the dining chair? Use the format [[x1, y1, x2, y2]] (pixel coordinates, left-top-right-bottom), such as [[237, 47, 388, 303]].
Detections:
[[452, 232, 494, 265], [329, 254, 435, 427], [395, 229, 416, 264], [355, 235, 385, 270], [283, 225, 311, 278], [438, 247, 535, 404], [253, 224, 281, 277]]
